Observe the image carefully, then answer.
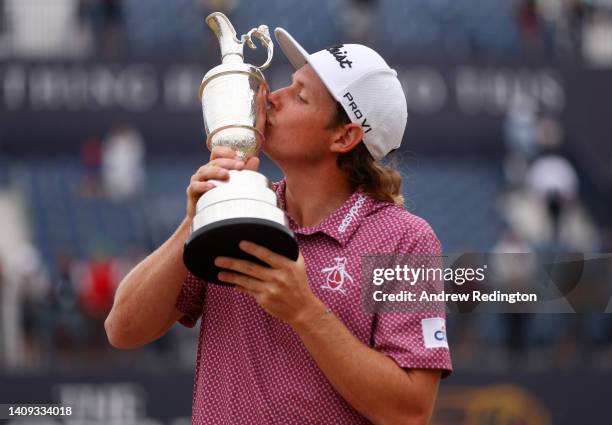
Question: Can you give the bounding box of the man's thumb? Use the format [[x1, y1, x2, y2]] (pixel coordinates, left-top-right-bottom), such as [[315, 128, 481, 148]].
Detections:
[[245, 157, 260, 171]]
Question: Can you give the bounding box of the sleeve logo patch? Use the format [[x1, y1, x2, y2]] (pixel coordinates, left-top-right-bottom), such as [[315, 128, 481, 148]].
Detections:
[[421, 318, 449, 349]]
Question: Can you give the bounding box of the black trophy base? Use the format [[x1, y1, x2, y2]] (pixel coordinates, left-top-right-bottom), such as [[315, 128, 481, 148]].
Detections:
[[183, 217, 299, 286]]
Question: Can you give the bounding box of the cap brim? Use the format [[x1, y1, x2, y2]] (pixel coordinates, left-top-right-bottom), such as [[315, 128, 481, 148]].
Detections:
[[274, 28, 309, 69], [273, 27, 339, 104]]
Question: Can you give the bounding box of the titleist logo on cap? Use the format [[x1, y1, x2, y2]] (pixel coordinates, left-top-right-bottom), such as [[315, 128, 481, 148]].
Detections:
[[325, 44, 353, 69]]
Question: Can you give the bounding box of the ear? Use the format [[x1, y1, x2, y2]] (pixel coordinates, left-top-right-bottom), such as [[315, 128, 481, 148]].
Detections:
[[329, 123, 364, 155]]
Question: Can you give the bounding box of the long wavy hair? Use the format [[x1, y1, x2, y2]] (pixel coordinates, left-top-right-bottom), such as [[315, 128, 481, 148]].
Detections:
[[329, 103, 404, 205]]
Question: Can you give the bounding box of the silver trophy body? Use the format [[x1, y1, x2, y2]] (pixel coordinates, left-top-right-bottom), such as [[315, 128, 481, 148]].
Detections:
[[183, 12, 298, 284]]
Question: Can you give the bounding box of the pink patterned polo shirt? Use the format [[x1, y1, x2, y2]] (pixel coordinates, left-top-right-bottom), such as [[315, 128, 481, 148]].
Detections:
[[175, 179, 452, 424]]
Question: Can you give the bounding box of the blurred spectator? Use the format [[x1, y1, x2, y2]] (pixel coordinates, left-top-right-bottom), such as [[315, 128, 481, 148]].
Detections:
[[9, 242, 50, 368], [102, 124, 146, 200], [4, 0, 86, 57], [503, 95, 539, 187], [340, 0, 377, 44], [42, 249, 86, 366], [79, 136, 103, 197], [535, 115, 563, 150], [500, 148, 599, 253], [79, 251, 118, 319], [492, 231, 535, 276], [123, 0, 206, 55], [0, 256, 20, 369], [582, 9, 612, 67], [79, 0, 123, 56], [567, 0, 589, 55], [0, 0, 5, 34], [504, 95, 539, 157], [0, 260, 5, 365], [202, 0, 240, 16], [515, 0, 612, 60], [526, 153, 578, 245], [78, 247, 120, 351], [0, 0, 6, 56], [474, 233, 536, 362], [536, 0, 564, 53], [517, 0, 544, 54]]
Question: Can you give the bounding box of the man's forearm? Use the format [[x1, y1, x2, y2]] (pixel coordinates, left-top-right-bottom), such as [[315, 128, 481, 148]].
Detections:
[[105, 217, 192, 348], [292, 300, 440, 425]]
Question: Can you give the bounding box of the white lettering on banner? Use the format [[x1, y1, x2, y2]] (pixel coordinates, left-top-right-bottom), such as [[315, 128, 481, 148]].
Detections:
[[454, 67, 565, 114], [399, 67, 448, 114], [1, 66, 27, 110], [56, 383, 145, 421], [164, 66, 205, 110], [338, 194, 366, 233], [1, 64, 566, 116], [1, 64, 159, 111]]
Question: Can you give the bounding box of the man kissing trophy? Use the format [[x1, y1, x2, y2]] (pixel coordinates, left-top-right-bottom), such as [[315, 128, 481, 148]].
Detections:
[[183, 12, 299, 285]]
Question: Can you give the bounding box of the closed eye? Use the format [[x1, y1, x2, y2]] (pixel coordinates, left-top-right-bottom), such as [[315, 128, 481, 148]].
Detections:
[[291, 75, 308, 104]]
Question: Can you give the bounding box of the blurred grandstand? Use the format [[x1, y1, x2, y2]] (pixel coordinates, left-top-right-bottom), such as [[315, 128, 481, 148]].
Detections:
[[0, 1, 611, 424]]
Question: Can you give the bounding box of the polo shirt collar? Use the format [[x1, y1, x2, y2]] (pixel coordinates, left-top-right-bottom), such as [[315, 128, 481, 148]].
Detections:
[[275, 179, 373, 246]]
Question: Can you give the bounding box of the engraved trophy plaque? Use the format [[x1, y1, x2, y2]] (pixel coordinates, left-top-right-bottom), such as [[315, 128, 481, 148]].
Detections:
[[183, 12, 298, 285]]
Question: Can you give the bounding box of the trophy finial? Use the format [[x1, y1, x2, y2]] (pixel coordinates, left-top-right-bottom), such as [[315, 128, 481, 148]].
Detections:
[[206, 12, 273, 69], [206, 12, 244, 63]]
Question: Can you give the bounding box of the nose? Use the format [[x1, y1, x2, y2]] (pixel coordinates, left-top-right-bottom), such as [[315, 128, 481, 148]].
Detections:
[[267, 86, 286, 110]]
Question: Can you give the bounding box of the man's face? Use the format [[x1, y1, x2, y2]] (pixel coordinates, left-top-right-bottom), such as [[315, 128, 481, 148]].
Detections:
[[263, 64, 339, 166]]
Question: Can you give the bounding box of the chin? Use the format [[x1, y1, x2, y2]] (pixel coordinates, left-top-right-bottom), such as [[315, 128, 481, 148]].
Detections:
[[261, 144, 291, 169], [262, 131, 280, 152], [262, 147, 280, 163]]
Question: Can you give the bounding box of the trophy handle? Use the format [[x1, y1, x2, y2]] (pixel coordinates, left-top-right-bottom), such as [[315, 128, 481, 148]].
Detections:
[[243, 25, 274, 71]]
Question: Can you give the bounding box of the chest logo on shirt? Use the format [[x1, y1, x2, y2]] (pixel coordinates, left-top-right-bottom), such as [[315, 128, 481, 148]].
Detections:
[[320, 257, 353, 294]]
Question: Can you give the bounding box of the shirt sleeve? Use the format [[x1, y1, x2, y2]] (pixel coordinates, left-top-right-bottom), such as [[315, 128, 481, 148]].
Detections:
[[372, 229, 453, 378], [175, 272, 208, 328]]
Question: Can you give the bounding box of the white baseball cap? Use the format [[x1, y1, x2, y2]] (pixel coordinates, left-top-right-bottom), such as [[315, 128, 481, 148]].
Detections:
[[274, 28, 408, 161]]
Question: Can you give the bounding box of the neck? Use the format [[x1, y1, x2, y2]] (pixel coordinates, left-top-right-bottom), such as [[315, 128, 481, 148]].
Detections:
[[282, 161, 353, 228]]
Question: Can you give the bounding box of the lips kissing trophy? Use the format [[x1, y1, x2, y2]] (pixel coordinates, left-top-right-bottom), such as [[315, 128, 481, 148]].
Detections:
[[183, 12, 299, 285]]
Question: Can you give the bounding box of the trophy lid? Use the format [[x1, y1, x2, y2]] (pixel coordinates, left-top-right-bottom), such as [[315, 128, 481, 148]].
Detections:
[[206, 12, 243, 64], [206, 12, 273, 69]]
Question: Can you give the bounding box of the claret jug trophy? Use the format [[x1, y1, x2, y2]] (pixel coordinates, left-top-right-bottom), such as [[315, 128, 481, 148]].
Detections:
[[183, 12, 298, 285]]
